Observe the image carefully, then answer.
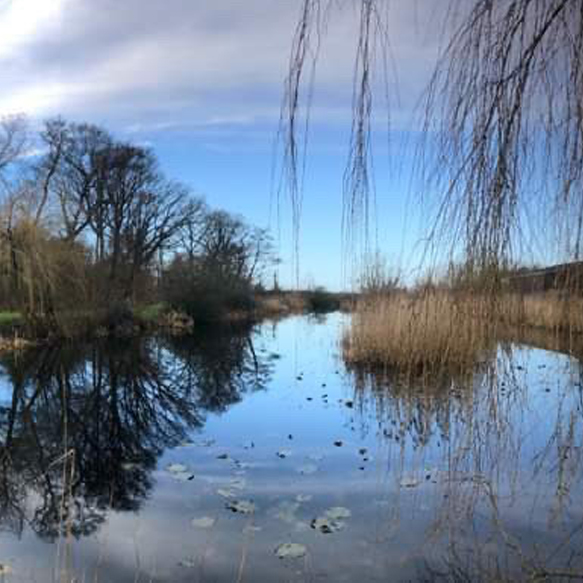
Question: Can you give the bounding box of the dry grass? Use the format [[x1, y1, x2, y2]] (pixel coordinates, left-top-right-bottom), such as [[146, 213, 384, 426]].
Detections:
[[343, 290, 583, 375], [344, 291, 498, 375], [500, 292, 583, 334]]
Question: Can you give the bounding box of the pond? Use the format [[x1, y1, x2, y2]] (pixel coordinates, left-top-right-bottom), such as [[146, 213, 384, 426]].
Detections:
[[0, 314, 582, 582]]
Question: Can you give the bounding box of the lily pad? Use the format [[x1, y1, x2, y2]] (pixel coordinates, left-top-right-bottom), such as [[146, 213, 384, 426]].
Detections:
[[400, 477, 420, 488], [225, 499, 256, 514], [275, 543, 307, 560], [167, 463, 188, 474], [166, 463, 194, 481], [191, 516, 216, 529], [325, 506, 351, 520], [310, 516, 345, 534]]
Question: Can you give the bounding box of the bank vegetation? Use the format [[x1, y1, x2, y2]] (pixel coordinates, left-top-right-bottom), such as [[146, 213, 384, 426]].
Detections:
[[0, 116, 346, 345]]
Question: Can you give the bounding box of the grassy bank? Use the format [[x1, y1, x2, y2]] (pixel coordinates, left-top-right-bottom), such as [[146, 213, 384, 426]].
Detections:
[[0, 290, 353, 350], [343, 291, 583, 376]]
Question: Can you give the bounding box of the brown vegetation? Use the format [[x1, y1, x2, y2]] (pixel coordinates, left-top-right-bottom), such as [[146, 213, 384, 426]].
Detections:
[[344, 289, 583, 377]]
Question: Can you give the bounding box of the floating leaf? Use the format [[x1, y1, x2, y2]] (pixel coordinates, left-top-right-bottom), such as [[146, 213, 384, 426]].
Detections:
[[191, 516, 216, 528], [166, 463, 194, 481], [310, 516, 345, 534], [225, 499, 256, 514], [235, 461, 253, 470], [325, 506, 351, 520], [275, 543, 307, 560]]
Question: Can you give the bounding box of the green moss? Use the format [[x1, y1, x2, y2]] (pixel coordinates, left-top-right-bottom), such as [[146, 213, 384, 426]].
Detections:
[[0, 311, 23, 328]]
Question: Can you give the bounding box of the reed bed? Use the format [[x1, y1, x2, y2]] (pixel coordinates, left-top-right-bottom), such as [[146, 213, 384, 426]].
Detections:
[[343, 291, 498, 375], [500, 292, 583, 334], [344, 290, 583, 375]]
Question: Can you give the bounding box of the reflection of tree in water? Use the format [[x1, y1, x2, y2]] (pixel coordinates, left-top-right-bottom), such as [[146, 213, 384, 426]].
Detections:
[[347, 343, 583, 581], [0, 325, 270, 541], [165, 322, 272, 413]]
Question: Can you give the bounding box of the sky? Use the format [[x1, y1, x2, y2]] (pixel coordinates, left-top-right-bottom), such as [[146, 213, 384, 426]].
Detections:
[[0, 0, 446, 290]]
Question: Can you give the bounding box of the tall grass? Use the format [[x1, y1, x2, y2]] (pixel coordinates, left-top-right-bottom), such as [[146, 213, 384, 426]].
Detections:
[[343, 290, 583, 376], [500, 292, 583, 334], [344, 291, 498, 375]]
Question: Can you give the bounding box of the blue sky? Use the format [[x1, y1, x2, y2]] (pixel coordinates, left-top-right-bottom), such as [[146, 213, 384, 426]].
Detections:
[[0, 0, 445, 290]]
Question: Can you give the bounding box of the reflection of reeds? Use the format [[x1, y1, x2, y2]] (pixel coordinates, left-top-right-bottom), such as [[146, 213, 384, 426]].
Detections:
[[348, 344, 583, 583]]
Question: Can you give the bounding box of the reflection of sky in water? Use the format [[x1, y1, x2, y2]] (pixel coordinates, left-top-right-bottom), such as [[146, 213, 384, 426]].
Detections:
[[0, 314, 582, 582]]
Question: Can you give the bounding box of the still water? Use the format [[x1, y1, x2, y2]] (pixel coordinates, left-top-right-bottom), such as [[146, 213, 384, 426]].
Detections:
[[0, 314, 582, 582]]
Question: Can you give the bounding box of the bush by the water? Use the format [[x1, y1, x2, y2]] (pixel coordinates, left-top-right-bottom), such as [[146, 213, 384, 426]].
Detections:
[[306, 287, 340, 313], [162, 259, 256, 323]]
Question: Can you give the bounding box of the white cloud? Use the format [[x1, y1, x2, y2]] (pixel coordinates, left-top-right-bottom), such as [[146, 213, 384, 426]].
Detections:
[[0, 0, 64, 59], [0, 2, 443, 139]]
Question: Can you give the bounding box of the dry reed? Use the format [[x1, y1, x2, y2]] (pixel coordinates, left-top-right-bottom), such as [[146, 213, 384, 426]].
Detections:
[[343, 291, 498, 375], [344, 290, 583, 375]]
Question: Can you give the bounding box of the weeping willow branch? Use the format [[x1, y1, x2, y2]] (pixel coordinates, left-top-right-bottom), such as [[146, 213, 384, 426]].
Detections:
[[278, 0, 390, 279], [277, 0, 324, 281], [281, 0, 583, 281], [420, 0, 583, 270]]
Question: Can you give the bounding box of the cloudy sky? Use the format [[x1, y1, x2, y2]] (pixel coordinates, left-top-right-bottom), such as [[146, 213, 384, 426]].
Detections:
[[0, 0, 444, 289]]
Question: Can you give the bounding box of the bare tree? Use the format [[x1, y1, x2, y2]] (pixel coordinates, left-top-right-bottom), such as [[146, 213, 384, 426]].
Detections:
[[199, 211, 274, 284], [39, 119, 113, 247], [0, 115, 28, 195]]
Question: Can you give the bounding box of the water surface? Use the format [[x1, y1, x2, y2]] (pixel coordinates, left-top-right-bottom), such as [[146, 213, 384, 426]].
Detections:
[[0, 314, 582, 581]]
